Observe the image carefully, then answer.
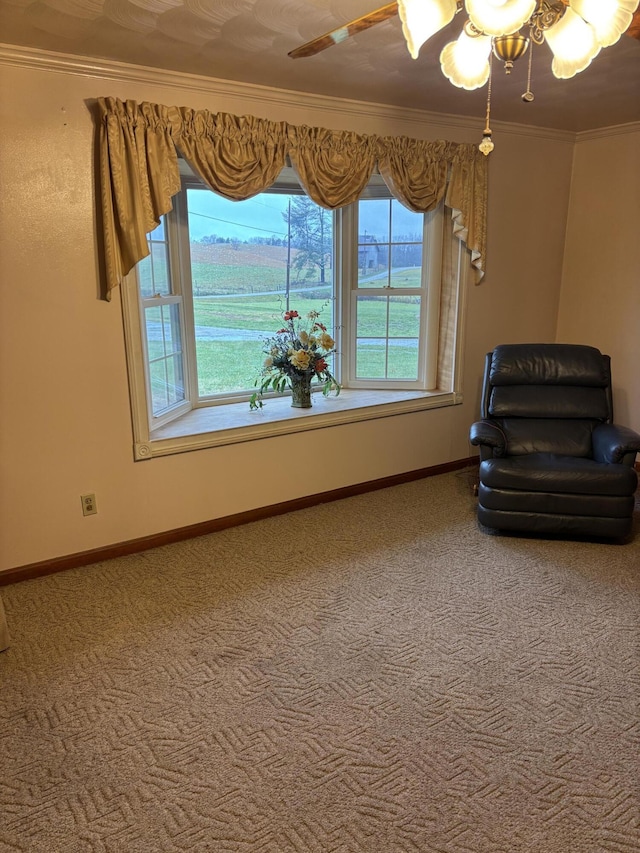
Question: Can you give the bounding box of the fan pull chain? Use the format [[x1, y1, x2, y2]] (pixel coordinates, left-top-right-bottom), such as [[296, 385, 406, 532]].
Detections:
[[522, 35, 535, 102], [479, 54, 494, 156]]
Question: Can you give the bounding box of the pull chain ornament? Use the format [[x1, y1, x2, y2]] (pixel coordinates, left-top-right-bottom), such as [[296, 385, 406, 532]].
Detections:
[[522, 35, 535, 101], [479, 54, 495, 156]]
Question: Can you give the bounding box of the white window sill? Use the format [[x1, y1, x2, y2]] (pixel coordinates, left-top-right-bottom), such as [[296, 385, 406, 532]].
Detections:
[[134, 388, 461, 459]]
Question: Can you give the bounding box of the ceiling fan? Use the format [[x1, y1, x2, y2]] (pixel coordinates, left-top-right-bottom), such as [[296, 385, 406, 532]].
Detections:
[[289, 1, 640, 153], [289, 1, 640, 61]]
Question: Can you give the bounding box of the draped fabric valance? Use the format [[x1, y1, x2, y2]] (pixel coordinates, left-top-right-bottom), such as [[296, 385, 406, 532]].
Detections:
[[97, 96, 488, 300]]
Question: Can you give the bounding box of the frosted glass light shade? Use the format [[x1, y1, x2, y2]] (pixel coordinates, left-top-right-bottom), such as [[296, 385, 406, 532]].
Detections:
[[545, 7, 601, 78], [571, 0, 639, 47], [466, 0, 536, 36], [398, 0, 457, 59], [440, 30, 491, 89]]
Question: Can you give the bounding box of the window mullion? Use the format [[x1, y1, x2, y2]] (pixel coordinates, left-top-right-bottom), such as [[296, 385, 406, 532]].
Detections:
[[384, 294, 390, 379], [337, 204, 356, 388]]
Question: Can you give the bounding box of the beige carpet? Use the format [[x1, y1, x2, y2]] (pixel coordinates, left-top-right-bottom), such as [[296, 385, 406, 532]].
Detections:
[[1, 469, 639, 852]]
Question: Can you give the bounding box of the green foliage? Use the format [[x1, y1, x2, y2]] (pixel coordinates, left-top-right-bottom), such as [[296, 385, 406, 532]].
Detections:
[[249, 373, 288, 410]]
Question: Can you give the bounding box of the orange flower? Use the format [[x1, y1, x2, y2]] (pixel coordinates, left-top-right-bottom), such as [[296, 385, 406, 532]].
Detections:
[[315, 357, 328, 373]]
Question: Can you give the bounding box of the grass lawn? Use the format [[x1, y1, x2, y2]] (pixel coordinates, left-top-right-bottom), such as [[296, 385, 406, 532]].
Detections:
[[358, 267, 422, 288], [192, 295, 422, 394], [196, 339, 419, 395], [192, 294, 420, 336], [196, 340, 264, 395], [193, 294, 327, 332]]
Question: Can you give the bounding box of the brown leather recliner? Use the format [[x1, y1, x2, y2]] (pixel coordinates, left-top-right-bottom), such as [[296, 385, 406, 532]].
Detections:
[[470, 344, 640, 539]]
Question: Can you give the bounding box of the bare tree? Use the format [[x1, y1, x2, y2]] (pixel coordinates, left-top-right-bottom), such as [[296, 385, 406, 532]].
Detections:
[[284, 197, 332, 284]]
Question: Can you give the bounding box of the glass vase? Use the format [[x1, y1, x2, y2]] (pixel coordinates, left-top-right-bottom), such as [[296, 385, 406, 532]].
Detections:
[[289, 372, 313, 408]]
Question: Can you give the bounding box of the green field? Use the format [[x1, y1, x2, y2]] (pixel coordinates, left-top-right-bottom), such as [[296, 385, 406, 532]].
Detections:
[[190, 293, 421, 396], [357, 267, 422, 288], [190, 262, 420, 295], [191, 262, 288, 295], [143, 248, 424, 399]]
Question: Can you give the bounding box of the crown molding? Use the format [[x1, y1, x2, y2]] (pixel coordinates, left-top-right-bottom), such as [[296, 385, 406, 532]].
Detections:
[[0, 42, 576, 144], [576, 121, 640, 142]]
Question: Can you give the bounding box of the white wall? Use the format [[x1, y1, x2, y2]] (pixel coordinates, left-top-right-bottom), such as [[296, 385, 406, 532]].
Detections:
[[0, 52, 575, 572], [556, 126, 640, 431]]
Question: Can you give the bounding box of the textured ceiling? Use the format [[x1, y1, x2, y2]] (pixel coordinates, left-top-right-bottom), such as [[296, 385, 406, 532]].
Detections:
[[1, 0, 640, 132]]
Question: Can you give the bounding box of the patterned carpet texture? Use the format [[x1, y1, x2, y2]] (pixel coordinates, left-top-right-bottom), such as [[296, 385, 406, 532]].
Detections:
[[1, 470, 639, 852]]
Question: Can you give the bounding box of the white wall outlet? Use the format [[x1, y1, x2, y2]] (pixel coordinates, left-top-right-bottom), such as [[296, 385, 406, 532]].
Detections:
[[81, 493, 97, 516]]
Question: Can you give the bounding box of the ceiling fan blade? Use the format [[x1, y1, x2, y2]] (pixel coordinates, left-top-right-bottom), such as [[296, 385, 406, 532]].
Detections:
[[627, 7, 640, 40], [288, 2, 399, 59]]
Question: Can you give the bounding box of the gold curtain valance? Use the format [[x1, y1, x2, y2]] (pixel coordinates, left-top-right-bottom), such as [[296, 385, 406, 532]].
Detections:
[[96, 96, 488, 299]]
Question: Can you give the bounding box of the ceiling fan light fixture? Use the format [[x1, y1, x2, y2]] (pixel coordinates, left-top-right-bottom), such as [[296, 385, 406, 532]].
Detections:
[[544, 6, 601, 78], [440, 29, 492, 88], [398, 0, 458, 59], [466, 0, 537, 36], [571, 0, 640, 47]]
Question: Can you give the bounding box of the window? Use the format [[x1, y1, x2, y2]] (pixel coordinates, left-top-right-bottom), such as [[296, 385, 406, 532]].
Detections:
[[340, 188, 444, 392], [121, 164, 467, 459], [136, 218, 189, 424], [354, 199, 425, 383]]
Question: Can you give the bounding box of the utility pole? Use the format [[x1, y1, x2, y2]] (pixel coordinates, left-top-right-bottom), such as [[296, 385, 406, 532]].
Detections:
[[320, 211, 325, 284], [286, 198, 291, 311]]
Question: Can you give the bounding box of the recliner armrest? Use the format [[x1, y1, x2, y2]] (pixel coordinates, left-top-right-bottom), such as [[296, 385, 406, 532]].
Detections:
[[592, 423, 640, 464], [469, 420, 507, 456]]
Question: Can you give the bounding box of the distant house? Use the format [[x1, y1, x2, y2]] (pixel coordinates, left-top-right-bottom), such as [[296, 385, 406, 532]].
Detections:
[[359, 235, 388, 272]]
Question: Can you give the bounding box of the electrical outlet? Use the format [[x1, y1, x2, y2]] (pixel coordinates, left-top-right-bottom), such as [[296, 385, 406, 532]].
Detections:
[[81, 493, 97, 516]]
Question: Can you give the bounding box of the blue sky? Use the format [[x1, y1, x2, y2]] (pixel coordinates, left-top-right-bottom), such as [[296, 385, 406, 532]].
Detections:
[[187, 189, 292, 242], [185, 188, 422, 243]]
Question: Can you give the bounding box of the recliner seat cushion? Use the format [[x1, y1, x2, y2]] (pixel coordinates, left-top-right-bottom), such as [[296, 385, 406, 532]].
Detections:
[[480, 453, 638, 496]]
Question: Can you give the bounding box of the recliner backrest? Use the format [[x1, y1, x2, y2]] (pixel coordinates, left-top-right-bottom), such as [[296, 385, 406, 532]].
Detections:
[[481, 344, 613, 458]]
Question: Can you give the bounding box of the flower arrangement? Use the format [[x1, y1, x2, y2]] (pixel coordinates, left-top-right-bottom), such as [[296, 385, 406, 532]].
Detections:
[[250, 308, 340, 409]]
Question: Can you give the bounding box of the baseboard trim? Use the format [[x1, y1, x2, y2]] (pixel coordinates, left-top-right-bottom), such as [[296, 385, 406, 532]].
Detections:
[[0, 457, 477, 587]]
